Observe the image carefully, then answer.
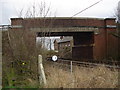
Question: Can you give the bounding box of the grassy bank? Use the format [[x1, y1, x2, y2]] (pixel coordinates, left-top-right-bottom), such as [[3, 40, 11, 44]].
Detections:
[[44, 61, 119, 88], [2, 30, 119, 88]]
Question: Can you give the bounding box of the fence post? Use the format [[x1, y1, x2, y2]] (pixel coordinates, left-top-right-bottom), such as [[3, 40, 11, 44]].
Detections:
[[70, 61, 73, 74], [70, 60, 74, 87], [38, 55, 47, 86]]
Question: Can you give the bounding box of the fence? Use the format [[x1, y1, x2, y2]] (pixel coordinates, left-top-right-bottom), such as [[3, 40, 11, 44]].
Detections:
[[43, 58, 119, 88], [38, 54, 120, 88], [56, 59, 120, 69]]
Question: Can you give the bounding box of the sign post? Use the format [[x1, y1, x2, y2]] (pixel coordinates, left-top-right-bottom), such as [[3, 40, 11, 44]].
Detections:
[[52, 55, 58, 61]]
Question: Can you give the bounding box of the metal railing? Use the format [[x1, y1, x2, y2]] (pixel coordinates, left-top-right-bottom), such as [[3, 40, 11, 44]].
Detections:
[[0, 25, 11, 31], [52, 59, 120, 69]]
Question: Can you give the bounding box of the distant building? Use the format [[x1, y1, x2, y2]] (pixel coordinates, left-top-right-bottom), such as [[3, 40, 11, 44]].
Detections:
[[54, 36, 73, 51], [54, 36, 73, 59]]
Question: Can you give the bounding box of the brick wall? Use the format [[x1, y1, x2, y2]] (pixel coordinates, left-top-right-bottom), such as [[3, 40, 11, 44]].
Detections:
[[94, 28, 106, 60], [105, 18, 118, 59], [10, 17, 118, 60], [11, 17, 105, 28], [11, 18, 23, 25]]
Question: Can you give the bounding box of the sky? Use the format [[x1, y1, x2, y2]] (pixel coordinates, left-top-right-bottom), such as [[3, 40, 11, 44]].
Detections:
[[0, 0, 120, 25]]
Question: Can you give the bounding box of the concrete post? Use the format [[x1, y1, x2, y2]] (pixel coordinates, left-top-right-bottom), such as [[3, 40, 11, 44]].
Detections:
[[38, 55, 46, 86]]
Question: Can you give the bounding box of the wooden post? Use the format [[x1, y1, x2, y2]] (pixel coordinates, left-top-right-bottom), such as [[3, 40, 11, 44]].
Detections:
[[38, 55, 47, 86]]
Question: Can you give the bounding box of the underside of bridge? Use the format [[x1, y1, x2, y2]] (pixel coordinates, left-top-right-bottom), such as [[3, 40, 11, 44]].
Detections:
[[37, 31, 94, 60]]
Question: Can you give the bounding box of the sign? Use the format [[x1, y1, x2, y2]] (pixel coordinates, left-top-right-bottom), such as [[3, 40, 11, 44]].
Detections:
[[52, 55, 58, 61]]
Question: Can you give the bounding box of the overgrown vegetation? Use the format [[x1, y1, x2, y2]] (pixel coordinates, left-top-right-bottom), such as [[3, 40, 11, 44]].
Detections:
[[2, 1, 55, 88], [2, 29, 119, 88], [44, 61, 119, 88], [2, 30, 40, 88], [2, 29, 57, 88]]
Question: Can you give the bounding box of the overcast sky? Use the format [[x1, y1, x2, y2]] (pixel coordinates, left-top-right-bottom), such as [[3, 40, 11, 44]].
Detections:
[[0, 0, 120, 25]]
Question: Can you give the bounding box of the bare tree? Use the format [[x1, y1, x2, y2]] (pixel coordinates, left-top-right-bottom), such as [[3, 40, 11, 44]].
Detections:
[[17, 1, 54, 52], [2, 1, 54, 87], [117, 1, 120, 23], [113, 1, 120, 38], [116, 2, 120, 39], [23, 1, 54, 51]]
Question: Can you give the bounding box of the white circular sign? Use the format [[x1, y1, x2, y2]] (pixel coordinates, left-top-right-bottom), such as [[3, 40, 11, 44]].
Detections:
[[52, 55, 58, 61]]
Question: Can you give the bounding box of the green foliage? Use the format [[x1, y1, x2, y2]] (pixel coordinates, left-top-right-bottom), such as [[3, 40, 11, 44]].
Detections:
[[2, 30, 39, 88], [3, 67, 16, 87], [3, 62, 39, 88]]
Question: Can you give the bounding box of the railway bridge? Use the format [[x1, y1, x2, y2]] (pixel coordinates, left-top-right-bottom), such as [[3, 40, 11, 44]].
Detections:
[[10, 17, 119, 60]]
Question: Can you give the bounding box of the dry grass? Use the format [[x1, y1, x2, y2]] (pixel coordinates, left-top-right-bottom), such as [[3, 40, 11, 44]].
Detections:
[[44, 61, 119, 88]]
